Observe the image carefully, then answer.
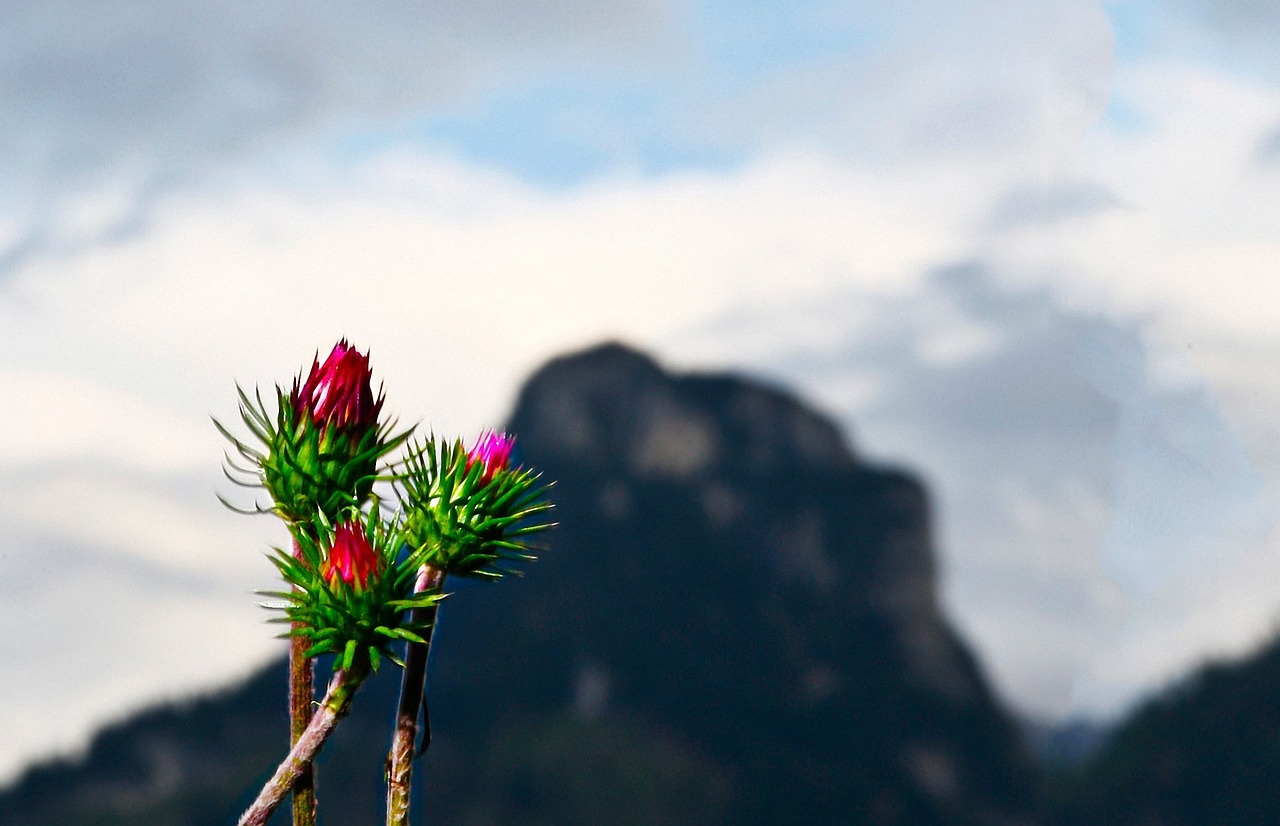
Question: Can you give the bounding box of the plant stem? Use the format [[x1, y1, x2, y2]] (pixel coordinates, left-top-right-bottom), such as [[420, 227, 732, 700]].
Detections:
[[240, 664, 368, 826], [385, 566, 445, 826], [290, 538, 317, 826]]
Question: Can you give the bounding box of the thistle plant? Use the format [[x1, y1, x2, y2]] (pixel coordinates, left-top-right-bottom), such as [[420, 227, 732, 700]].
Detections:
[[218, 341, 554, 826], [386, 431, 554, 824], [219, 340, 408, 826]]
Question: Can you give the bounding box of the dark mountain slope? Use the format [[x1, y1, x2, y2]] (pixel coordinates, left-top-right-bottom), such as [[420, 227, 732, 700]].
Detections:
[[1049, 636, 1280, 825], [0, 658, 413, 825]]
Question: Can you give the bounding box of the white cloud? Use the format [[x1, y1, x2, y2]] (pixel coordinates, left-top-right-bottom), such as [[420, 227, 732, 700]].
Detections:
[[0, 0, 1121, 283], [3, 150, 979, 431], [0, 525, 280, 782], [0, 1, 669, 178], [0, 1, 677, 276], [0, 369, 209, 472]]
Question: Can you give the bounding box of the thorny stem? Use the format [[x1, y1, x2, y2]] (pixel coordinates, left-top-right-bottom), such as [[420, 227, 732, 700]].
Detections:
[[239, 664, 368, 826], [385, 566, 445, 826], [290, 538, 317, 826]]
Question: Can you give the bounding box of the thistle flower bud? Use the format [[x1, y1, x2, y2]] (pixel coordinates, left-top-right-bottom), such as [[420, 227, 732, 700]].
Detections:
[[398, 436, 553, 579], [261, 511, 442, 670], [322, 521, 381, 589], [261, 340, 387, 525], [466, 430, 514, 486], [291, 341, 379, 433], [217, 340, 410, 527]]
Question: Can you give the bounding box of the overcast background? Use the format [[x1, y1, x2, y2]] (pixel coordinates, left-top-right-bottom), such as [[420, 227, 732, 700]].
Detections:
[[3, 0, 1280, 784]]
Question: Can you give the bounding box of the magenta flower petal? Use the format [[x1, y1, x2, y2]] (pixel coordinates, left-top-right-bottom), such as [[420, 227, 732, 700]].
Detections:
[[291, 339, 380, 432], [323, 521, 380, 589], [467, 430, 514, 485]]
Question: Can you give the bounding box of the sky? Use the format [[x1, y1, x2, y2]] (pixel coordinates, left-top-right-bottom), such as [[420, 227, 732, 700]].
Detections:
[[3, 0, 1280, 783]]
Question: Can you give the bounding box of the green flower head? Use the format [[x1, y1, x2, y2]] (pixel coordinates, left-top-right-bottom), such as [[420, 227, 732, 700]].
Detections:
[[262, 508, 442, 673], [216, 339, 410, 528], [398, 434, 554, 579]]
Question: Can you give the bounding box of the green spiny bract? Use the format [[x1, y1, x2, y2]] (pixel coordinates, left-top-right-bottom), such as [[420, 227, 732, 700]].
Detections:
[[215, 346, 409, 528], [397, 436, 555, 579], [260, 507, 443, 672]]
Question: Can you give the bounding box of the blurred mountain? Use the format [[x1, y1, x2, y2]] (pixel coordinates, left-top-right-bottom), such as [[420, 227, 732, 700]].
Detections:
[[0, 341, 1041, 824], [1047, 637, 1280, 825]]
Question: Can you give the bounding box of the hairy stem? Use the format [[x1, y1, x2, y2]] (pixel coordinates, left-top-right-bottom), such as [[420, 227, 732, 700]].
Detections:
[[385, 566, 445, 826], [240, 664, 368, 826], [290, 538, 317, 826]]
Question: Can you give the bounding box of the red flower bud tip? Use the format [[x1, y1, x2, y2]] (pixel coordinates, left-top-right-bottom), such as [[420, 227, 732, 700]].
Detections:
[[467, 430, 514, 485], [291, 339, 380, 431], [323, 521, 380, 589]]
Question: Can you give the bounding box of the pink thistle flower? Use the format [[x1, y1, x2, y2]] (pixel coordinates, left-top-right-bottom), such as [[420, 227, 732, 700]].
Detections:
[[291, 339, 380, 432], [322, 521, 381, 589], [467, 430, 515, 485]]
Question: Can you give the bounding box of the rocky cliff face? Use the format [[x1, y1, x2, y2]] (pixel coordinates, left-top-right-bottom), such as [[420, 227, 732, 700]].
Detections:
[[501, 342, 977, 701], [0, 341, 1041, 825], [428, 342, 1039, 823]]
